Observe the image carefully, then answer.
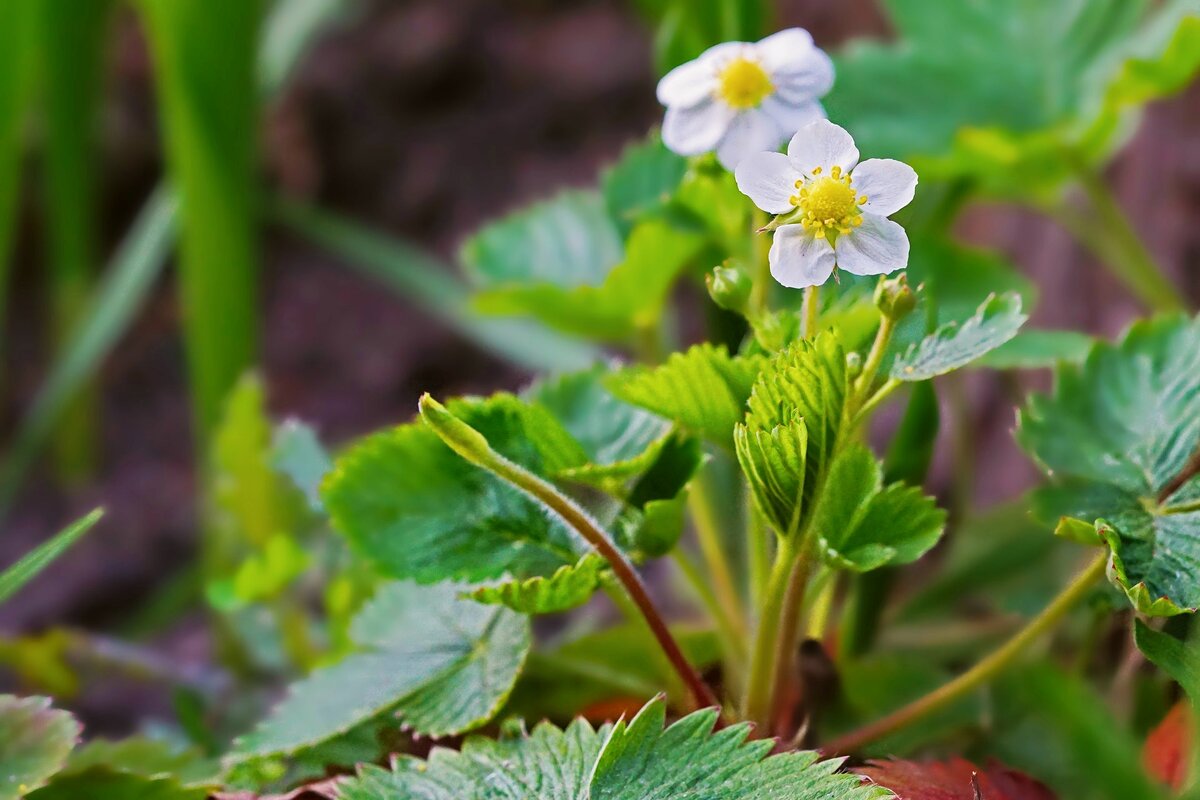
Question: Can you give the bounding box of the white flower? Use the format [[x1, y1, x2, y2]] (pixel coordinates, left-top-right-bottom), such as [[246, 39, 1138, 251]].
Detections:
[[656, 28, 834, 170], [735, 119, 917, 289]]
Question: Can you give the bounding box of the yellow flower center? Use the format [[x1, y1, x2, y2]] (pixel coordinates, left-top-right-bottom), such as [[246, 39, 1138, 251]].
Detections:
[[790, 166, 867, 240], [717, 57, 774, 109]]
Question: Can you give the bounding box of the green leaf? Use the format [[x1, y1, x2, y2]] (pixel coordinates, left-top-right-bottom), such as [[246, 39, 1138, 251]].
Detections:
[[609, 343, 765, 446], [602, 134, 687, 235], [738, 334, 849, 538], [63, 738, 215, 785], [0, 695, 79, 799], [24, 769, 210, 800], [1019, 315, 1200, 615], [234, 581, 530, 756], [976, 329, 1095, 370], [1102, 0, 1200, 108], [324, 394, 585, 584], [891, 293, 1027, 381], [338, 697, 885, 800], [463, 190, 622, 290], [474, 218, 706, 342], [271, 419, 332, 512], [0, 510, 103, 606], [811, 445, 945, 572], [468, 555, 607, 615], [1135, 619, 1200, 704]]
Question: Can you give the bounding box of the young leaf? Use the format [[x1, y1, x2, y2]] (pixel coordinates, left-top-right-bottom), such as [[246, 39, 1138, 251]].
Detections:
[[233, 581, 530, 757], [338, 697, 886, 800], [891, 293, 1027, 381], [811, 445, 946, 572], [1018, 315, 1200, 615], [23, 769, 210, 800], [735, 418, 808, 540], [0, 510, 103, 605], [324, 394, 586, 584], [468, 555, 607, 615], [857, 758, 1057, 799], [608, 343, 766, 446], [0, 695, 80, 799]]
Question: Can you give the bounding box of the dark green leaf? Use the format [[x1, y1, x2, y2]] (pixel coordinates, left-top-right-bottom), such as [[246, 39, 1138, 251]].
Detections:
[[1135, 619, 1200, 704], [602, 134, 687, 235], [24, 769, 209, 800]]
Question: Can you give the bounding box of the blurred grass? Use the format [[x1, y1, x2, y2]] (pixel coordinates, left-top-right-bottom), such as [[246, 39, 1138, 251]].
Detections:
[[36, 0, 114, 482], [137, 0, 265, 443]]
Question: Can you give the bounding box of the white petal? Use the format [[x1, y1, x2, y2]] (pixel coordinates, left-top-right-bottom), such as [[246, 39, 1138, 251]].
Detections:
[[657, 59, 717, 107], [850, 158, 918, 216], [735, 151, 801, 214], [772, 48, 835, 103], [716, 109, 783, 170], [769, 224, 836, 288], [835, 214, 910, 276], [662, 100, 733, 156], [760, 97, 826, 141], [755, 28, 815, 71], [786, 119, 859, 177]]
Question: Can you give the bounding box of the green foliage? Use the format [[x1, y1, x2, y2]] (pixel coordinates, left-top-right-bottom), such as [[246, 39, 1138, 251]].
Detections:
[[977, 329, 1095, 370], [632, 0, 769, 74], [63, 738, 216, 785], [468, 555, 607, 615], [272, 419, 332, 512], [1134, 619, 1200, 704], [340, 697, 885, 800], [610, 343, 765, 446], [0, 0, 36, 343], [0, 509, 102, 605], [0, 695, 79, 799], [234, 581, 530, 756], [891, 293, 1027, 381], [1019, 315, 1200, 615], [812, 445, 945, 572], [602, 135, 688, 235], [24, 769, 210, 800]]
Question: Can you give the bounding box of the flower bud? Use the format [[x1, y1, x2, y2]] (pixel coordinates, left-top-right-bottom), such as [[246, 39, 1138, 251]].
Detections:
[[874, 273, 917, 321], [845, 351, 863, 378], [706, 263, 753, 314]]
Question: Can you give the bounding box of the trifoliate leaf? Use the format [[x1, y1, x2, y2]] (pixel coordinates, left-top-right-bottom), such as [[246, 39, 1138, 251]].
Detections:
[[811, 445, 946, 572], [608, 343, 766, 446], [461, 190, 622, 290], [602, 134, 687, 235], [976, 329, 1094, 370], [738, 334, 848, 538], [0, 695, 79, 799], [233, 581, 530, 756], [473, 218, 706, 343], [24, 769, 210, 800], [1018, 315, 1200, 615], [0, 509, 102, 605], [857, 758, 1057, 800], [324, 394, 586, 584], [468, 555, 607, 615], [891, 293, 1027, 381], [338, 697, 886, 800]]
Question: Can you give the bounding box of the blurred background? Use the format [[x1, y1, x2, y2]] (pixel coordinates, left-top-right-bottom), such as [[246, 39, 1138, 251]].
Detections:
[[0, 0, 1196, 739]]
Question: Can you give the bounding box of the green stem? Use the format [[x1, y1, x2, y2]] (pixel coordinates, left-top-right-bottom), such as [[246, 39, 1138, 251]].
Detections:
[[853, 314, 896, 405], [766, 536, 817, 732], [688, 473, 747, 645], [420, 394, 720, 712], [743, 536, 796, 727], [824, 551, 1107, 754], [747, 499, 770, 609], [749, 208, 771, 315], [1049, 163, 1184, 313], [801, 284, 820, 338], [672, 548, 747, 677], [805, 569, 836, 640]]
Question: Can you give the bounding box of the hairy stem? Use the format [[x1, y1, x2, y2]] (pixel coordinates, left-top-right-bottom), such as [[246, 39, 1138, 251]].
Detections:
[[420, 394, 720, 712], [825, 551, 1107, 754], [801, 284, 820, 338], [766, 537, 817, 732], [750, 208, 771, 315], [853, 314, 896, 404], [743, 536, 797, 727]]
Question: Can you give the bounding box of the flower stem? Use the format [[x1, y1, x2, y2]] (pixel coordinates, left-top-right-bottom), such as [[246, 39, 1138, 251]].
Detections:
[[750, 208, 772, 315], [824, 550, 1107, 754], [801, 284, 820, 338], [766, 536, 817, 730], [688, 472, 748, 646], [854, 314, 896, 404], [419, 394, 720, 712], [743, 536, 797, 727]]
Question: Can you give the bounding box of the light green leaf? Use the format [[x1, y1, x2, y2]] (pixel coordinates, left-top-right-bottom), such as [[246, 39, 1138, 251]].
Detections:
[[338, 697, 885, 800], [738, 334, 848, 538], [1018, 314, 1200, 615], [468, 555, 607, 615], [1135, 619, 1200, 704], [0, 695, 79, 799], [234, 581, 530, 756], [474, 218, 706, 342], [891, 293, 1027, 381], [63, 738, 215, 785], [462, 190, 621, 290], [0, 510, 102, 606], [272, 419, 331, 512], [323, 394, 586, 584], [608, 343, 766, 446], [1101, 0, 1200, 108], [602, 134, 687, 235], [976, 329, 1094, 370], [24, 769, 209, 800]]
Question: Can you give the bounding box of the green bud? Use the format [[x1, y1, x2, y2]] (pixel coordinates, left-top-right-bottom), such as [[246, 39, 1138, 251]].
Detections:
[[845, 351, 863, 378], [418, 393, 494, 467], [874, 273, 917, 320], [706, 263, 753, 313]]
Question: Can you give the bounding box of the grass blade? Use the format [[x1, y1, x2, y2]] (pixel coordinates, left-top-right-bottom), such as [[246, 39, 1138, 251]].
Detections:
[[0, 508, 103, 604]]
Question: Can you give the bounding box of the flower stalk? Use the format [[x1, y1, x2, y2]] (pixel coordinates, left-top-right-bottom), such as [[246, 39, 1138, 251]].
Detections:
[[419, 394, 721, 713]]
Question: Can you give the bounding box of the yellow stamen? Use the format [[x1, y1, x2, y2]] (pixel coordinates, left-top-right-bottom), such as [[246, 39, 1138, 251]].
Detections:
[[716, 57, 774, 110], [791, 169, 863, 243]]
